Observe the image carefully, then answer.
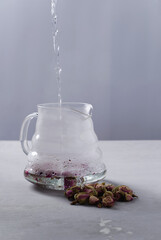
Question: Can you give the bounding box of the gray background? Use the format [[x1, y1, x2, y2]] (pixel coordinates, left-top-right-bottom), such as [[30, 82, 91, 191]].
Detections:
[[0, 0, 161, 140]]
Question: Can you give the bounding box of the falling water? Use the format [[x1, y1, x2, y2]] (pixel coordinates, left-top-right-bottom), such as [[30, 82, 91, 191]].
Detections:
[[51, 0, 62, 106]]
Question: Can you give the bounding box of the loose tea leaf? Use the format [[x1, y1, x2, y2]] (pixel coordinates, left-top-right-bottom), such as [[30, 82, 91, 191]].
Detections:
[[65, 182, 138, 208]]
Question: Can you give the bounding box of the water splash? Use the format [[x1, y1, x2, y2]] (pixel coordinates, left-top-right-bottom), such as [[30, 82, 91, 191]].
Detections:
[[51, 0, 62, 105], [99, 219, 133, 239]]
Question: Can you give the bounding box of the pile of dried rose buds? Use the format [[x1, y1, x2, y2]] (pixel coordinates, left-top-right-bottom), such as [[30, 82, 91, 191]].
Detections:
[[65, 183, 137, 208]]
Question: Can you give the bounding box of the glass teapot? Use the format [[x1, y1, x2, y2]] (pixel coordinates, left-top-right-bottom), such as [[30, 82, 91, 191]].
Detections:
[[20, 103, 106, 190]]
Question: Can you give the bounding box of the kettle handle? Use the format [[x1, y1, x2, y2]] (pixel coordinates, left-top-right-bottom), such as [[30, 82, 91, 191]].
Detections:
[[20, 112, 38, 155]]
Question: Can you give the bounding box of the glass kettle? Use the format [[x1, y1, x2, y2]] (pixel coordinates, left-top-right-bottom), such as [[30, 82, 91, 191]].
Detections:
[[20, 103, 107, 190]]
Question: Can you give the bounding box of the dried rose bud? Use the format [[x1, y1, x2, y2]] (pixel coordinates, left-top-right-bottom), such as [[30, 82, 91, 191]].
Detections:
[[119, 186, 138, 199], [114, 191, 123, 201], [112, 186, 126, 201], [70, 186, 82, 194], [66, 183, 137, 207], [112, 185, 137, 201], [102, 196, 115, 208], [24, 170, 29, 177], [119, 185, 133, 195], [84, 188, 93, 194], [112, 186, 121, 194], [112, 186, 125, 199], [74, 192, 90, 205], [83, 185, 98, 196], [95, 183, 106, 195], [103, 191, 114, 198], [64, 177, 77, 190], [125, 193, 133, 201], [65, 185, 82, 200], [89, 196, 100, 205], [105, 184, 115, 191], [46, 173, 52, 178], [65, 189, 74, 199]]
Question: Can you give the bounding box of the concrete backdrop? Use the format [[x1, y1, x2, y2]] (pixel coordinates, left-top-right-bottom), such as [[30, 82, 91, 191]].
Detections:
[[0, 0, 161, 140]]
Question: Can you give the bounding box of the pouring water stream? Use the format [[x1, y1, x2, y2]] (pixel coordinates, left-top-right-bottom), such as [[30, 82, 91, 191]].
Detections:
[[51, 0, 62, 107]]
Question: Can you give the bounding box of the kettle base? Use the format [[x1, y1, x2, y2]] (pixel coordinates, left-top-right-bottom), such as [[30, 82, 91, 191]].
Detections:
[[24, 169, 107, 190]]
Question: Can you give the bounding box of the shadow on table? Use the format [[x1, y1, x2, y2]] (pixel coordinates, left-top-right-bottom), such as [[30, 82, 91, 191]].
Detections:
[[31, 185, 65, 198]]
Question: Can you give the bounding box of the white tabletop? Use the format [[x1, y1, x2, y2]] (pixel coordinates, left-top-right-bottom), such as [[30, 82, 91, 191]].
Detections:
[[0, 141, 161, 240]]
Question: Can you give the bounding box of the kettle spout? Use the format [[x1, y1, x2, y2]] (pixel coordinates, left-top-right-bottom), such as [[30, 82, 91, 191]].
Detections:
[[70, 103, 93, 118]]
